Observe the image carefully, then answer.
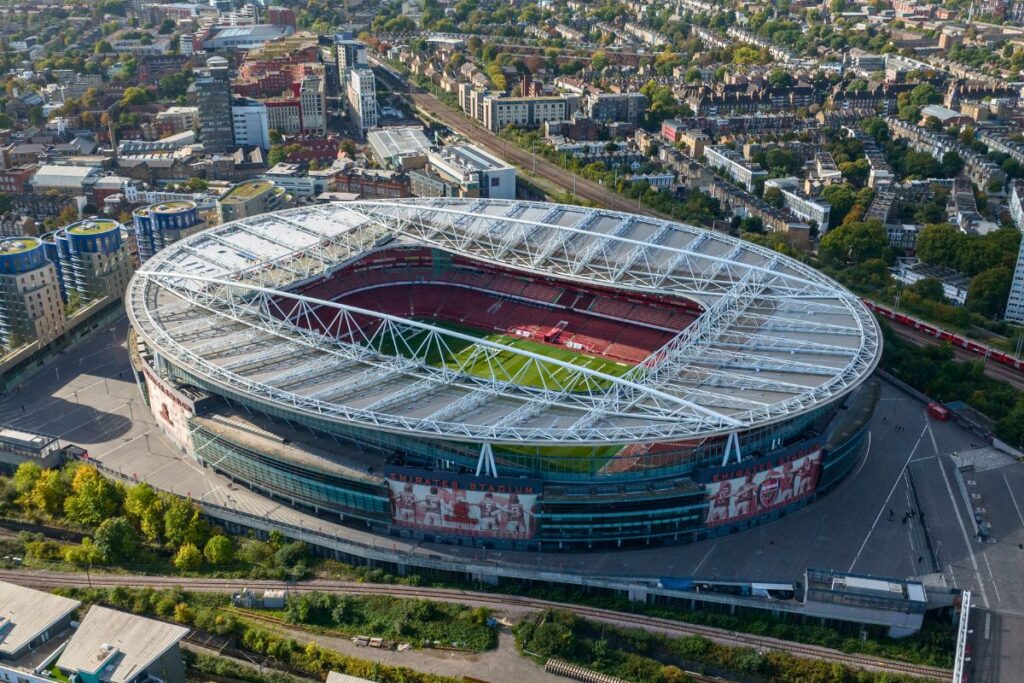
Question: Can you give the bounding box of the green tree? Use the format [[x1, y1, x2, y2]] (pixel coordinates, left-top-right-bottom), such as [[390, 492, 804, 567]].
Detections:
[[64, 537, 102, 572], [29, 469, 71, 518], [173, 542, 203, 571], [820, 182, 856, 228], [966, 267, 1013, 317], [119, 86, 151, 107], [64, 466, 122, 527], [767, 68, 794, 88], [908, 277, 946, 303], [915, 223, 963, 268], [203, 535, 234, 566], [163, 496, 209, 548], [763, 186, 784, 208], [93, 517, 137, 563], [591, 50, 609, 71], [12, 461, 42, 499], [124, 483, 164, 542], [182, 177, 208, 192], [818, 220, 890, 267], [941, 151, 964, 177]]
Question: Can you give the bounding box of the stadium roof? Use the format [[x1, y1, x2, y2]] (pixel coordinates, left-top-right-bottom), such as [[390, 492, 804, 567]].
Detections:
[[128, 198, 882, 446]]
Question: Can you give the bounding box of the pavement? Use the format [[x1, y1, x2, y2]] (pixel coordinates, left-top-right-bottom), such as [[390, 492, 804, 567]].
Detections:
[[4, 315, 1024, 680]]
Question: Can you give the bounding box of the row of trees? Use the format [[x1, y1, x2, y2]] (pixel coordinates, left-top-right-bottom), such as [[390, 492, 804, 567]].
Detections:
[[3, 462, 232, 571]]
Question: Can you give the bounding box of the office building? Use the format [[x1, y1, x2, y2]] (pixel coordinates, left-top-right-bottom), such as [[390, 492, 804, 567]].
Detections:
[[424, 144, 516, 200], [231, 99, 271, 149], [193, 56, 234, 154], [346, 68, 378, 138], [133, 201, 208, 264], [0, 237, 65, 349], [217, 179, 293, 222]]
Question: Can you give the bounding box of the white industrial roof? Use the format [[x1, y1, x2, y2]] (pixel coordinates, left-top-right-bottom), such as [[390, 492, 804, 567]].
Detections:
[[30, 165, 97, 188], [56, 606, 189, 683], [367, 126, 432, 163], [0, 582, 80, 657], [129, 198, 881, 446]]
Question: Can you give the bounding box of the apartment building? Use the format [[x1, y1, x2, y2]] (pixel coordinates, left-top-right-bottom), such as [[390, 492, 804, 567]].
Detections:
[[217, 179, 294, 222], [423, 144, 516, 200], [231, 98, 271, 149], [765, 177, 832, 231], [0, 237, 65, 349], [346, 68, 378, 138], [481, 95, 576, 133], [704, 146, 768, 192]]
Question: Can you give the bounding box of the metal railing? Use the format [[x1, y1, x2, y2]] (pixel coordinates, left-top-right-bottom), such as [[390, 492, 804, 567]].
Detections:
[[951, 590, 971, 683]]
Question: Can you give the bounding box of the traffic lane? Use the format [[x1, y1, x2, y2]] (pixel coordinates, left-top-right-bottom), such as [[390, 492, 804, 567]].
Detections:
[[970, 464, 1024, 615], [968, 609, 1024, 683]]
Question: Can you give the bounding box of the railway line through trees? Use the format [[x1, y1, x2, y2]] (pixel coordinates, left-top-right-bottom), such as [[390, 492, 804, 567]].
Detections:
[[0, 569, 951, 681]]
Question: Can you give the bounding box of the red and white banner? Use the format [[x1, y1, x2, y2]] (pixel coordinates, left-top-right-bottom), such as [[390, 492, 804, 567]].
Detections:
[[704, 449, 822, 527], [386, 469, 540, 539]]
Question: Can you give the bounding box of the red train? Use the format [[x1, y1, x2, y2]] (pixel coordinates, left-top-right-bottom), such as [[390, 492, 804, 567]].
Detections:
[[862, 299, 1024, 372]]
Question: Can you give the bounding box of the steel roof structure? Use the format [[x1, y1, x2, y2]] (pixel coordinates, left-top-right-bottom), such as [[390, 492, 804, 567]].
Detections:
[[128, 198, 882, 446]]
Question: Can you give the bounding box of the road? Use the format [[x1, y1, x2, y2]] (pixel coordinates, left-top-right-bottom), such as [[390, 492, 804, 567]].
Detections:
[[888, 323, 1024, 390], [0, 569, 950, 680], [370, 56, 674, 221]]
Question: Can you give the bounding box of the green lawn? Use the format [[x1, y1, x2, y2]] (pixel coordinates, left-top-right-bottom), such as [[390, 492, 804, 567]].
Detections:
[[365, 319, 633, 392]]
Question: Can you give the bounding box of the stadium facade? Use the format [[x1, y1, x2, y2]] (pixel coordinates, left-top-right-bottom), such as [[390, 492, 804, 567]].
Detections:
[[127, 199, 882, 550]]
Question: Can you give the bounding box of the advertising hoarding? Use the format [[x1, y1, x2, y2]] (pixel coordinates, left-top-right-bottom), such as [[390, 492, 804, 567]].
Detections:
[[386, 467, 541, 539], [703, 447, 822, 527]]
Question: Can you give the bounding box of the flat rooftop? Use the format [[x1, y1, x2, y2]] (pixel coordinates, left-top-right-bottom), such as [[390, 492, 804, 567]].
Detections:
[[0, 581, 81, 658], [367, 126, 432, 162], [0, 237, 42, 255], [66, 219, 120, 236], [220, 180, 277, 203], [0, 425, 58, 450]]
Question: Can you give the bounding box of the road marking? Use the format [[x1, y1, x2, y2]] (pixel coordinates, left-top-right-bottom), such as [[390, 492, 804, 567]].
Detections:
[[924, 417, 939, 455], [692, 544, 716, 575], [93, 430, 152, 459], [937, 459, 990, 609], [848, 424, 925, 572], [982, 554, 1001, 603], [1005, 474, 1024, 530]]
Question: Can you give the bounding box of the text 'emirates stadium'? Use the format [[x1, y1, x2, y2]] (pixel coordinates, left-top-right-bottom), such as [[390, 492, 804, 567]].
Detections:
[[127, 198, 882, 551]]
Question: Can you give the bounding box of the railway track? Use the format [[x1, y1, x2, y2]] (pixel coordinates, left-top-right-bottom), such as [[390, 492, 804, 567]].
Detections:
[[369, 58, 674, 222], [889, 324, 1024, 390], [0, 570, 950, 680]]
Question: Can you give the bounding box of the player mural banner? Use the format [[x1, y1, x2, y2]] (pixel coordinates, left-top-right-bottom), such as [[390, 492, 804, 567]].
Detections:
[[701, 442, 823, 528], [386, 467, 542, 539]]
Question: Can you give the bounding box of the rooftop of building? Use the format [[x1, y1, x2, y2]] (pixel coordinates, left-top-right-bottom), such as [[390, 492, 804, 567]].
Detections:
[[0, 425, 58, 450], [0, 236, 43, 254], [30, 164, 98, 187], [431, 144, 512, 173], [0, 581, 81, 658], [367, 126, 432, 161], [219, 179, 279, 203], [66, 219, 121, 236], [55, 605, 189, 683]]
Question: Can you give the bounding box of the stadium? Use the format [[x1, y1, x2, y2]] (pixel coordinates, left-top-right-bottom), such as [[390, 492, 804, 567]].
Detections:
[[127, 198, 882, 550]]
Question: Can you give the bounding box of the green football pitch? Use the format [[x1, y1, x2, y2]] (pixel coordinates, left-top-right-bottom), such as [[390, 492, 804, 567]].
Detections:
[[364, 319, 632, 472], [365, 320, 634, 392]]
